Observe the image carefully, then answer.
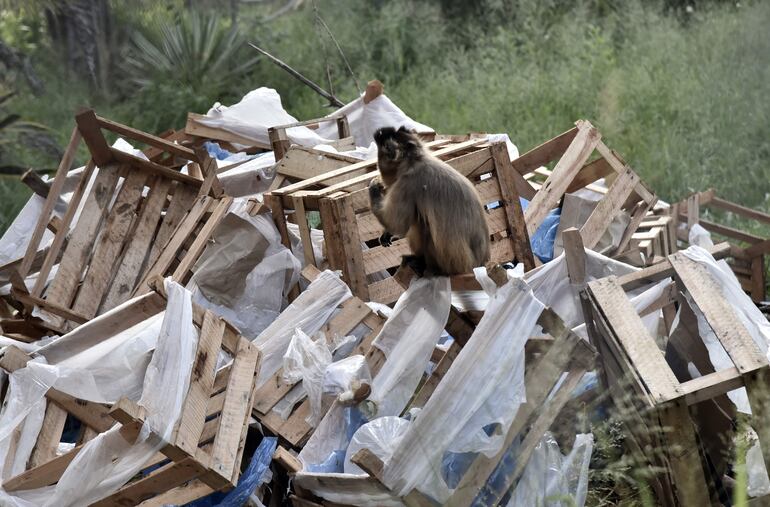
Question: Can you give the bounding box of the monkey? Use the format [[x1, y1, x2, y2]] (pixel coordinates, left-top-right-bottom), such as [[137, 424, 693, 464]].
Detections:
[[368, 126, 490, 277]]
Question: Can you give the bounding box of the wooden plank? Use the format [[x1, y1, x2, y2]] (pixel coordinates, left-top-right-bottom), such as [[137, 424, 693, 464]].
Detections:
[[171, 197, 233, 281], [362, 239, 411, 274], [277, 146, 359, 184], [617, 242, 731, 290], [332, 196, 370, 299], [565, 156, 614, 193], [687, 194, 700, 231], [490, 142, 535, 271], [72, 170, 148, 319], [293, 195, 317, 266], [579, 166, 639, 249], [562, 227, 586, 287], [587, 277, 681, 402], [676, 367, 745, 405], [668, 252, 767, 373], [110, 147, 202, 188], [137, 480, 214, 507], [615, 199, 657, 256], [95, 114, 196, 160], [28, 403, 68, 468], [524, 122, 600, 235], [134, 196, 211, 295], [11, 290, 89, 324], [100, 177, 172, 312], [710, 196, 770, 225], [172, 310, 225, 457], [19, 126, 81, 279], [751, 256, 765, 302], [41, 164, 122, 313], [147, 183, 199, 268], [185, 112, 270, 149], [75, 109, 112, 166], [510, 126, 579, 176], [91, 458, 205, 507], [209, 341, 259, 483], [409, 341, 461, 410]]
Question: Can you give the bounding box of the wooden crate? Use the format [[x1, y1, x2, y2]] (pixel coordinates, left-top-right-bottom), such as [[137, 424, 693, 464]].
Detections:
[[517, 120, 658, 256], [0, 279, 260, 506], [615, 214, 676, 267], [675, 188, 768, 302], [268, 114, 354, 161], [2, 111, 229, 336], [582, 247, 770, 506], [252, 265, 388, 448], [267, 138, 535, 304], [295, 304, 595, 507]]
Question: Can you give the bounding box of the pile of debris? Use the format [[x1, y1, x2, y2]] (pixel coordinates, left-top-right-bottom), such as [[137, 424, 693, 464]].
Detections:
[[1, 79, 769, 506]]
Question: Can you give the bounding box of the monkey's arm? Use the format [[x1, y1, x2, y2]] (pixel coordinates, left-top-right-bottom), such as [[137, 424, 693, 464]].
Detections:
[[368, 179, 414, 238]]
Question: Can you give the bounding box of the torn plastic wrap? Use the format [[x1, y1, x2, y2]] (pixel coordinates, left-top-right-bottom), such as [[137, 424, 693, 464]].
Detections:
[[344, 416, 410, 475], [283, 329, 334, 426], [553, 193, 630, 257], [217, 151, 277, 198], [252, 270, 352, 388], [0, 278, 198, 507], [192, 198, 301, 339], [507, 433, 594, 507], [519, 198, 561, 263], [364, 276, 451, 419], [324, 355, 372, 405], [380, 277, 545, 503]]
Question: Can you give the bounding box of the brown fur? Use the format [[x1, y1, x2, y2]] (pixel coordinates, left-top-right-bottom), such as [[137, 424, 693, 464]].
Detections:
[[368, 127, 490, 276]]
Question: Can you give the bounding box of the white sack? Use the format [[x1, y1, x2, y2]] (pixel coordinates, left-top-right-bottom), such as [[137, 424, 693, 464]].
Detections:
[[344, 416, 410, 475]]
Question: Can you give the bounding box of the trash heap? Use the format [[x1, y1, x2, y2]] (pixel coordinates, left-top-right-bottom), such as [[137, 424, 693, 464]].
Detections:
[[1, 79, 769, 506]]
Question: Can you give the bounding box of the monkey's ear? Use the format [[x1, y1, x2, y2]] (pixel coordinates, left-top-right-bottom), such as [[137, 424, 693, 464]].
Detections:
[[374, 127, 395, 146]]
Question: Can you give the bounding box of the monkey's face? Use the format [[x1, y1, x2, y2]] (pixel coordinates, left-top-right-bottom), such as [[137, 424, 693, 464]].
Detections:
[[374, 126, 421, 179]]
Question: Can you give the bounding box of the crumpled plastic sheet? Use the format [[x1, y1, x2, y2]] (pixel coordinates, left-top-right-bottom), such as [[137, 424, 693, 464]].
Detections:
[[365, 276, 451, 419], [519, 197, 561, 263], [299, 405, 367, 471], [252, 270, 352, 388], [217, 151, 277, 198], [552, 192, 630, 257], [506, 433, 594, 507], [192, 198, 301, 339], [287, 222, 326, 271], [0, 278, 198, 507], [380, 276, 545, 503], [184, 436, 277, 507], [324, 354, 372, 402], [344, 416, 410, 475], [283, 329, 334, 426]]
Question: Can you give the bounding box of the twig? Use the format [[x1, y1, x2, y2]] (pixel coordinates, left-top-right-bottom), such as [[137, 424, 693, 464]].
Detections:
[[311, 0, 361, 95], [249, 43, 345, 108]]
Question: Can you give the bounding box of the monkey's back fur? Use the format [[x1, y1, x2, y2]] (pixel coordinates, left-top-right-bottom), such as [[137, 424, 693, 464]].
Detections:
[[369, 127, 490, 276]]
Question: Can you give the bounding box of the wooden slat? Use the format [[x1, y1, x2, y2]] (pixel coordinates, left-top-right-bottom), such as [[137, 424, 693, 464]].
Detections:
[[524, 121, 600, 235], [331, 196, 369, 299], [100, 177, 173, 312], [72, 170, 148, 319], [490, 142, 535, 270], [42, 164, 121, 312], [565, 156, 614, 193], [171, 310, 225, 457], [28, 404, 68, 468], [19, 126, 81, 279], [510, 126, 579, 176], [277, 146, 360, 185], [587, 277, 681, 402], [110, 148, 201, 188], [209, 341, 259, 483], [95, 114, 196, 160], [709, 196, 770, 225], [579, 166, 639, 249], [147, 183, 199, 267], [75, 110, 112, 165], [293, 195, 317, 266], [668, 252, 767, 373], [171, 197, 233, 281]]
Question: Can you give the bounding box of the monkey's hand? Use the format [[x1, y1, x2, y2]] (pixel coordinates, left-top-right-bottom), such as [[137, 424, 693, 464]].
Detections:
[[368, 177, 385, 201], [379, 231, 394, 247]]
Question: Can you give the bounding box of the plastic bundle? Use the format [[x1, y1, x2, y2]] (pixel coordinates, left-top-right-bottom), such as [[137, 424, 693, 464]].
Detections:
[[283, 329, 334, 425], [251, 270, 352, 388]]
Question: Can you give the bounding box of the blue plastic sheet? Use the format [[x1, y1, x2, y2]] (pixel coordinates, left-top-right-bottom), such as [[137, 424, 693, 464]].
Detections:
[[519, 198, 561, 263], [183, 436, 277, 507], [204, 141, 236, 161]]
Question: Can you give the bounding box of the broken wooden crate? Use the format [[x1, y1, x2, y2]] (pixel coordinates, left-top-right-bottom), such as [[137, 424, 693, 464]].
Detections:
[[0, 280, 260, 506], [2, 110, 230, 336], [252, 265, 387, 448], [615, 213, 676, 267], [583, 247, 770, 506], [266, 138, 535, 304], [518, 120, 658, 257], [675, 188, 768, 302]]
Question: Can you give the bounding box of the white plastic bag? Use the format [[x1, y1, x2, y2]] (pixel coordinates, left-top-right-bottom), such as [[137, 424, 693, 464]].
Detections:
[[344, 416, 410, 475], [323, 354, 372, 404], [252, 270, 351, 388], [366, 276, 451, 418], [283, 329, 334, 425]]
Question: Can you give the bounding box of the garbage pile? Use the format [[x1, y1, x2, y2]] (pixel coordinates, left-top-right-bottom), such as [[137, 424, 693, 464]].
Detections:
[[1, 79, 769, 507]]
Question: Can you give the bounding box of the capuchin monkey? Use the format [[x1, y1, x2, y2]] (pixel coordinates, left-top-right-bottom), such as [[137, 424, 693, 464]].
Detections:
[[368, 126, 490, 276]]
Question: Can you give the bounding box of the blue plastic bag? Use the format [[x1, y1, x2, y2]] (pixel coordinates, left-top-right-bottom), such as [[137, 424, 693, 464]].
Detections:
[[519, 198, 561, 263]]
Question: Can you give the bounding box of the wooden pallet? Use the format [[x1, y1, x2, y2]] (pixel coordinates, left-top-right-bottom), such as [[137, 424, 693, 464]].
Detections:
[[252, 265, 388, 448], [518, 120, 658, 256], [615, 213, 676, 267], [268, 114, 354, 161], [0, 279, 260, 506], [675, 188, 768, 302], [582, 248, 770, 506], [4, 111, 229, 335], [267, 138, 535, 304]]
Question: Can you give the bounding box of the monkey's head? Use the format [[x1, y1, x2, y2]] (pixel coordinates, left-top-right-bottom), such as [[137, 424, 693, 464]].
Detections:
[[374, 126, 422, 182]]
